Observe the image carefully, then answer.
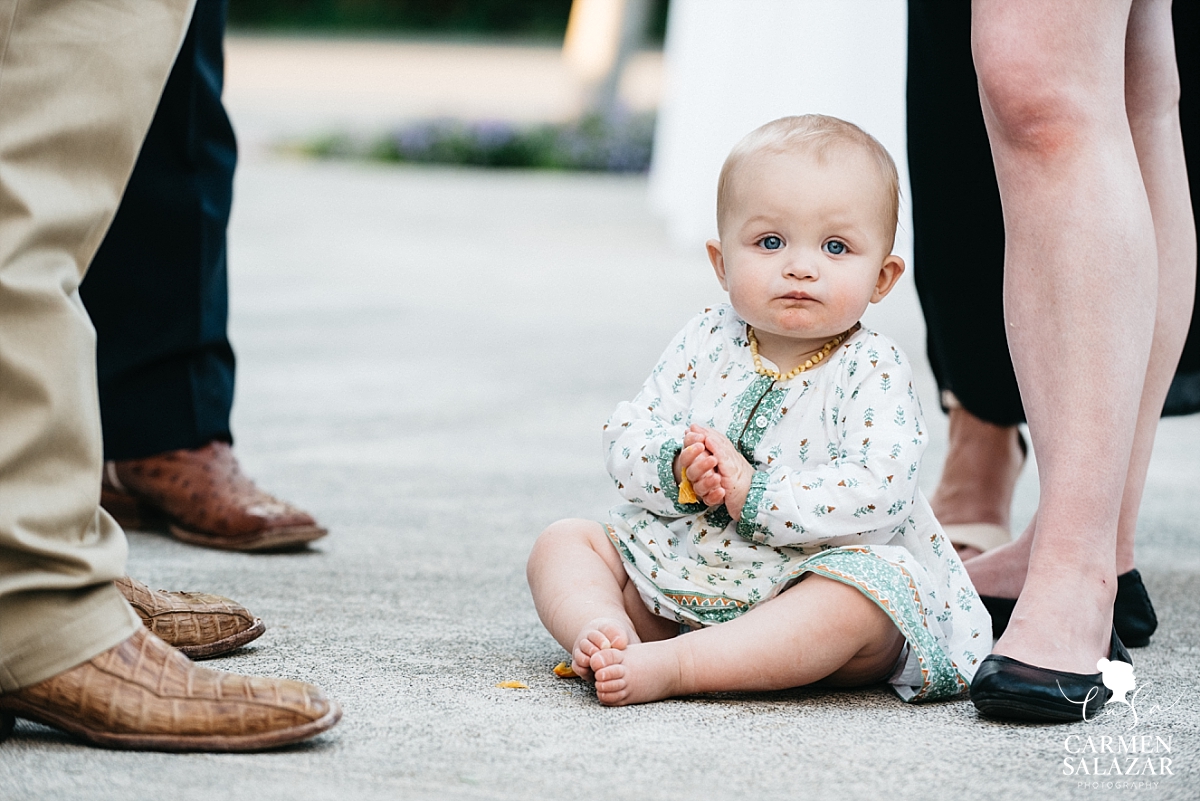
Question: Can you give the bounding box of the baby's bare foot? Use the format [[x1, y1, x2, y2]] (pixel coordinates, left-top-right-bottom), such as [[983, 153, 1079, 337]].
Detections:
[[591, 641, 683, 706], [571, 618, 635, 681]]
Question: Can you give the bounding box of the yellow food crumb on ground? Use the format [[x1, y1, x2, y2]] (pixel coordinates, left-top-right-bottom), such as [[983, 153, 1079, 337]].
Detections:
[[495, 680, 529, 689], [552, 661, 578, 678]]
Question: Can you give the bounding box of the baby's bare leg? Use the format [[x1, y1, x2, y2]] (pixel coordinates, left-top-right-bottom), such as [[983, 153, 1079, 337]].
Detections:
[[527, 519, 677, 679], [590, 574, 905, 705]]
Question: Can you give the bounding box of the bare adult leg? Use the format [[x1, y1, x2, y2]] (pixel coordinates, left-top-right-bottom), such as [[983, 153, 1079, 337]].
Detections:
[[907, 1, 1027, 560], [968, 0, 1193, 644], [929, 401, 1024, 560], [1116, 0, 1196, 576], [970, 0, 1155, 674]]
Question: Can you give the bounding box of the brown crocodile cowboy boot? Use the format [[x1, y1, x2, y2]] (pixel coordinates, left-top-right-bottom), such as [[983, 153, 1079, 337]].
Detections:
[[0, 628, 340, 751], [115, 576, 265, 659], [101, 441, 326, 551]]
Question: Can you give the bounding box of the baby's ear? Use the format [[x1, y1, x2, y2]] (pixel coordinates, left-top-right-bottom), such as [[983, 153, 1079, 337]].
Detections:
[[871, 255, 905, 303], [706, 240, 728, 290]]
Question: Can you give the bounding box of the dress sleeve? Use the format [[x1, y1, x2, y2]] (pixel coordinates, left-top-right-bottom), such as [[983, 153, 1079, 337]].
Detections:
[[602, 312, 716, 517], [735, 337, 928, 546]]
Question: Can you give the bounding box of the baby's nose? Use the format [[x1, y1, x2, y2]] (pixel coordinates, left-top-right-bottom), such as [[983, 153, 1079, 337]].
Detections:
[[784, 256, 818, 277]]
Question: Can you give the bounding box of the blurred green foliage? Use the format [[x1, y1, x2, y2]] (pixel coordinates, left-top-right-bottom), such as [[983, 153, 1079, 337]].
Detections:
[[229, 0, 669, 42]]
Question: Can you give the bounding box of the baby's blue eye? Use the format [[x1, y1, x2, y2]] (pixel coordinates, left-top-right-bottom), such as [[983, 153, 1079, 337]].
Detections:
[[824, 240, 847, 255], [761, 235, 783, 251]]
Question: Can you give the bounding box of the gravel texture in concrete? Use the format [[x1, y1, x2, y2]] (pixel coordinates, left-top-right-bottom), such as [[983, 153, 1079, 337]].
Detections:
[[4, 158, 1198, 801]]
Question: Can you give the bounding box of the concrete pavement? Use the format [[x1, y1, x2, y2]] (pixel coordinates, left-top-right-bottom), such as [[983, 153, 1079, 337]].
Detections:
[[3, 37, 1198, 801]]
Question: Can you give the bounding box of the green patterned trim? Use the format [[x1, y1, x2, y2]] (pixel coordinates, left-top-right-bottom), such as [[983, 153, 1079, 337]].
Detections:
[[658, 438, 706, 514], [603, 523, 635, 563], [724, 375, 776, 458], [661, 589, 748, 624], [736, 386, 789, 458], [798, 549, 968, 702], [736, 470, 771, 540]]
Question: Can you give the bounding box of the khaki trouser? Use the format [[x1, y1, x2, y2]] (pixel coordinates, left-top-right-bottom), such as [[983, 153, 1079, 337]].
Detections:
[[0, 0, 196, 691]]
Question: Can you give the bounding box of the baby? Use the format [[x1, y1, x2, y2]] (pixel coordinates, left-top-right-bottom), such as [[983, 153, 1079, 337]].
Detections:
[[527, 115, 990, 706]]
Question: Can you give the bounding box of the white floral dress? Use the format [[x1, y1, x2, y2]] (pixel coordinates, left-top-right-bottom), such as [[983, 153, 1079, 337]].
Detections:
[[602, 304, 990, 701]]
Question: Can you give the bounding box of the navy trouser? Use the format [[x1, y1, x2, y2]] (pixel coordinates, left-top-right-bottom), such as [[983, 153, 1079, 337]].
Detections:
[[81, 0, 237, 460], [907, 0, 1200, 424]]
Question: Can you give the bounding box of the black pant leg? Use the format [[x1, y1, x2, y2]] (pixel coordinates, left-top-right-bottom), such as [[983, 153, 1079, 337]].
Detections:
[[81, 0, 237, 460], [1163, 0, 1200, 416], [906, 0, 1024, 426]]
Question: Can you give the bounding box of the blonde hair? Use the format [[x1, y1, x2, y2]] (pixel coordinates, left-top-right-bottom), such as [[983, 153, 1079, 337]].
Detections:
[[715, 115, 900, 246]]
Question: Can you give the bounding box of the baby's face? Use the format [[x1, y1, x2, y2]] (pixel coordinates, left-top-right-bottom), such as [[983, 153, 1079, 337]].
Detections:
[[708, 147, 903, 350]]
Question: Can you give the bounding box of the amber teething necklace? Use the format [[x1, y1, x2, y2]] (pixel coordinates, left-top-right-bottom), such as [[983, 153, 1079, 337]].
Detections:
[[747, 322, 860, 381]]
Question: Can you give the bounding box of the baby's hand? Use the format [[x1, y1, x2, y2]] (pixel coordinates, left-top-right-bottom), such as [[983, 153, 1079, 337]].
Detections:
[[695, 427, 755, 520], [675, 426, 726, 506]]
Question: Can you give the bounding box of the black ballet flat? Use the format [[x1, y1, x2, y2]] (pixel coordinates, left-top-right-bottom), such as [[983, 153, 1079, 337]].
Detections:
[[970, 629, 1132, 722], [979, 595, 1016, 639], [1113, 569, 1157, 647], [980, 569, 1157, 646]]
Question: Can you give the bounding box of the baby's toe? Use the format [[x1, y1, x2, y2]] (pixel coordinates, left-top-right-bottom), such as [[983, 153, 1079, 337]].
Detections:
[[590, 647, 624, 672], [584, 629, 615, 651], [595, 675, 630, 705], [598, 625, 630, 651], [594, 667, 626, 687], [571, 651, 595, 680]]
